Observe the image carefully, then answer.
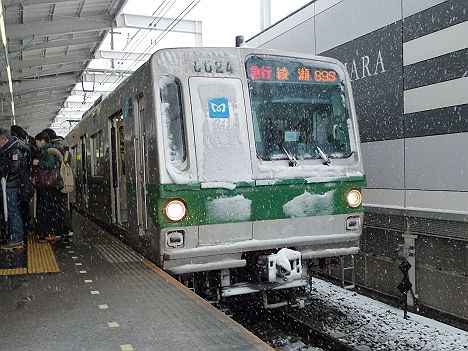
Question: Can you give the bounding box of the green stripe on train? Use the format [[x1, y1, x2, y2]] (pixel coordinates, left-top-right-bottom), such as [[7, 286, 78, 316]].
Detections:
[[146, 176, 366, 229]]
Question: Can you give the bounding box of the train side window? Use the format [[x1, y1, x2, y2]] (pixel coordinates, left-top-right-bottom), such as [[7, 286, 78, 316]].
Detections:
[[159, 78, 187, 169], [70, 145, 77, 170], [90, 130, 104, 177]]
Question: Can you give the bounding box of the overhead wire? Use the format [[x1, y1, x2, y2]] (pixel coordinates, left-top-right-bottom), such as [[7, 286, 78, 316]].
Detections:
[[102, 0, 200, 95], [121, 0, 175, 52], [80, 0, 178, 103], [79, 0, 176, 103], [144, 0, 200, 54], [97, 0, 197, 92], [81, 0, 200, 104]]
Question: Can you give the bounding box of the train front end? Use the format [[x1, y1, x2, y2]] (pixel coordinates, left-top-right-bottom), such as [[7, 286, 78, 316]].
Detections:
[[149, 48, 365, 307]]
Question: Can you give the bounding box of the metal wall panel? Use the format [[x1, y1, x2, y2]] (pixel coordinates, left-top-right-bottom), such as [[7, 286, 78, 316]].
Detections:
[[403, 0, 467, 40], [363, 189, 405, 208], [404, 78, 468, 113], [359, 256, 402, 298], [258, 4, 315, 49], [403, 21, 468, 66], [404, 77, 468, 114], [417, 268, 468, 320], [361, 227, 402, 258], [315, 0, 342, 15], [417, 237, 467, 275], [315, 0, 401, 53], [361, 139, 404, 189], [406, 190, 468, 214], [402, 0, 448, 18], [405, 132, 468, 192], [260, 18, 316, 53], [404, 49, 468, 90], [322, 22, 404, 142], [405, 104, 468, 139]]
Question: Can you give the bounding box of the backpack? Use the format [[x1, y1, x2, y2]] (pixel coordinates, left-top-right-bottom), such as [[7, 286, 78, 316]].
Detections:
[[47, 148, 74, 194], [60, 150, 74, 194]]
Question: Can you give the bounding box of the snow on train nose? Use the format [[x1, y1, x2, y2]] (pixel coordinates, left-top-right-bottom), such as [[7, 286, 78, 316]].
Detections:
[[259, 248, 303, 283]]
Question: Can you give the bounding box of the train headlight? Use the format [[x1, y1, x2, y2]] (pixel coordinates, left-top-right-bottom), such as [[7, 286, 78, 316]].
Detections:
[[346, 189, 362, 208], [164, 200, 186, 221]]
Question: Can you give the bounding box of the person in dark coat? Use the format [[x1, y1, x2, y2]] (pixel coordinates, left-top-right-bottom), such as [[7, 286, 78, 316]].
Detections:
[[42, 128, 72, 242], [11, 125, 28, 141], [11, 125, 36, 235], [33, 132, 68, 242], [42, 128, 66, 148], [0, 128, 29, 249]]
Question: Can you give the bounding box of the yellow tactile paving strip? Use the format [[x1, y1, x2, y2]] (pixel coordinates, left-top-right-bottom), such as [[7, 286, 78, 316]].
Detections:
[[0, 236, 60, 276], [27, 235, 60, 273], [0, 267, 27, 275]]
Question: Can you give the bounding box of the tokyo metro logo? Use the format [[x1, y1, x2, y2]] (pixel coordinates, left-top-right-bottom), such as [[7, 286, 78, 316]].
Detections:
[[208, 98, 230, 118]]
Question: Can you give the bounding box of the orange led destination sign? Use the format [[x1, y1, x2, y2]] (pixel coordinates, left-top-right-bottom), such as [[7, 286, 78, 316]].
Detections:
[[314, 70, 337, 82], [247, 59, 337, 84]]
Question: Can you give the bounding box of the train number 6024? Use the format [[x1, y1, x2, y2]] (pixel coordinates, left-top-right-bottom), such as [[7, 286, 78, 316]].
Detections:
[[194, 60, 233, 74]]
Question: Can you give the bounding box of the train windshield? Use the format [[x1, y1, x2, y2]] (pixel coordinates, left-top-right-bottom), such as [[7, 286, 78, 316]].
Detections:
[[246, 55, 352, 162]]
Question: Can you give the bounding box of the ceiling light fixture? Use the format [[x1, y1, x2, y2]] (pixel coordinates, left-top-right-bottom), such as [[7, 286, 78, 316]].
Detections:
[[0, 0, 15, 125]]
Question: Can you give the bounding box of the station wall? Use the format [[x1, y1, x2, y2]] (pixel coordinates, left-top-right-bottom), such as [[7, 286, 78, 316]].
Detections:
[[247, 0, 468, 219], [248, 0, 468, 321]]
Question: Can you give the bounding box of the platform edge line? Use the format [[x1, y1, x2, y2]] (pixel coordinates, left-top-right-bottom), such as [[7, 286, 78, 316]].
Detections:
[[143, 259, 274, 351]]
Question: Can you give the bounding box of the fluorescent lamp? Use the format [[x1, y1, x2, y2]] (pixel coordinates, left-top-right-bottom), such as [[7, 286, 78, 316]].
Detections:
[[0, 1, 6, 47]]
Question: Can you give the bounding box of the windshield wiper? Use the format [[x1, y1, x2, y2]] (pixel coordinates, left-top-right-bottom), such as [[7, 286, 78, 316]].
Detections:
[[314, 143, 330, 166], [282, 146, 297, 167]]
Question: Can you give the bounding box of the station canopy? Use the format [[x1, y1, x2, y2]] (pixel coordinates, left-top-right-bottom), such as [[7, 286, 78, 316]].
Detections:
[[0, 0, 202, 136]]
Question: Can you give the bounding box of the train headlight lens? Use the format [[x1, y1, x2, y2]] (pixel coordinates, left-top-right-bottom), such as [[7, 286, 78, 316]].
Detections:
[[346, 190, 362, 208], [164, 200, 186, 221]]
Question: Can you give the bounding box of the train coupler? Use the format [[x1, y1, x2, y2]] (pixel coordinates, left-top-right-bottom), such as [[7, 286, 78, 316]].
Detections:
[[258, 248, 303, 284]]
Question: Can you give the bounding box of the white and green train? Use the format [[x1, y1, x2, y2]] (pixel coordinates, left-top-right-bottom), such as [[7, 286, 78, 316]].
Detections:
[[66, 47, 365, 307]]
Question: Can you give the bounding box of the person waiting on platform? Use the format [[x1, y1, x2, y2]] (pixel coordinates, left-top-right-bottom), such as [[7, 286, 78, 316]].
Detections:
[[33, 132, 67, 242], [40, 128, 72, 242], [0, 128, 30, 250], [10, 125, 36, 237], [42, 128, 67, 150]]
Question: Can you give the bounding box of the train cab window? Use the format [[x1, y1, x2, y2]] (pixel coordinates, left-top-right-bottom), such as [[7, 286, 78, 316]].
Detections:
[[246, 56, 352, 162], [160, 78, 187, 169], [90, 131, 104, 177]]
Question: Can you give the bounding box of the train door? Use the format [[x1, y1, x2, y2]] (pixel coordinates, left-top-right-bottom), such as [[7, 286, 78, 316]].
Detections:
[[134, 94, 148, 236], [80, 135, 89, 209], [188, 77, 254, 243], [110, 113, 128, 226], [122, 95, 148, 237], [69, 145, 77, 206]]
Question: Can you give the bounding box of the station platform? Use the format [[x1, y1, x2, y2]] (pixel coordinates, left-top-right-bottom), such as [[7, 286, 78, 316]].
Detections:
[[0, 213, 272, 351]]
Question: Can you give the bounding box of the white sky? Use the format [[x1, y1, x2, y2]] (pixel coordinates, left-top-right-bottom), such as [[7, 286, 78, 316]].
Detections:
[[120, 0, 312, 47]]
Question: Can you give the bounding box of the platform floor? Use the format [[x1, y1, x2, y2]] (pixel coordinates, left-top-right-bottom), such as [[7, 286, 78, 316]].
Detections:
[[0, 213, 271, 351], [0, 235, 60, 275]]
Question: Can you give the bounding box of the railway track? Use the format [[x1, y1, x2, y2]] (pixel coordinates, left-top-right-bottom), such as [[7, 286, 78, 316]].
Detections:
[[228, 302, 358, 351], [273, 307, 358, 351]]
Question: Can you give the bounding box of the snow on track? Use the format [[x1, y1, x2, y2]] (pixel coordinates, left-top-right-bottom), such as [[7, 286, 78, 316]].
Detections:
[[293, 279, 468, 351]]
